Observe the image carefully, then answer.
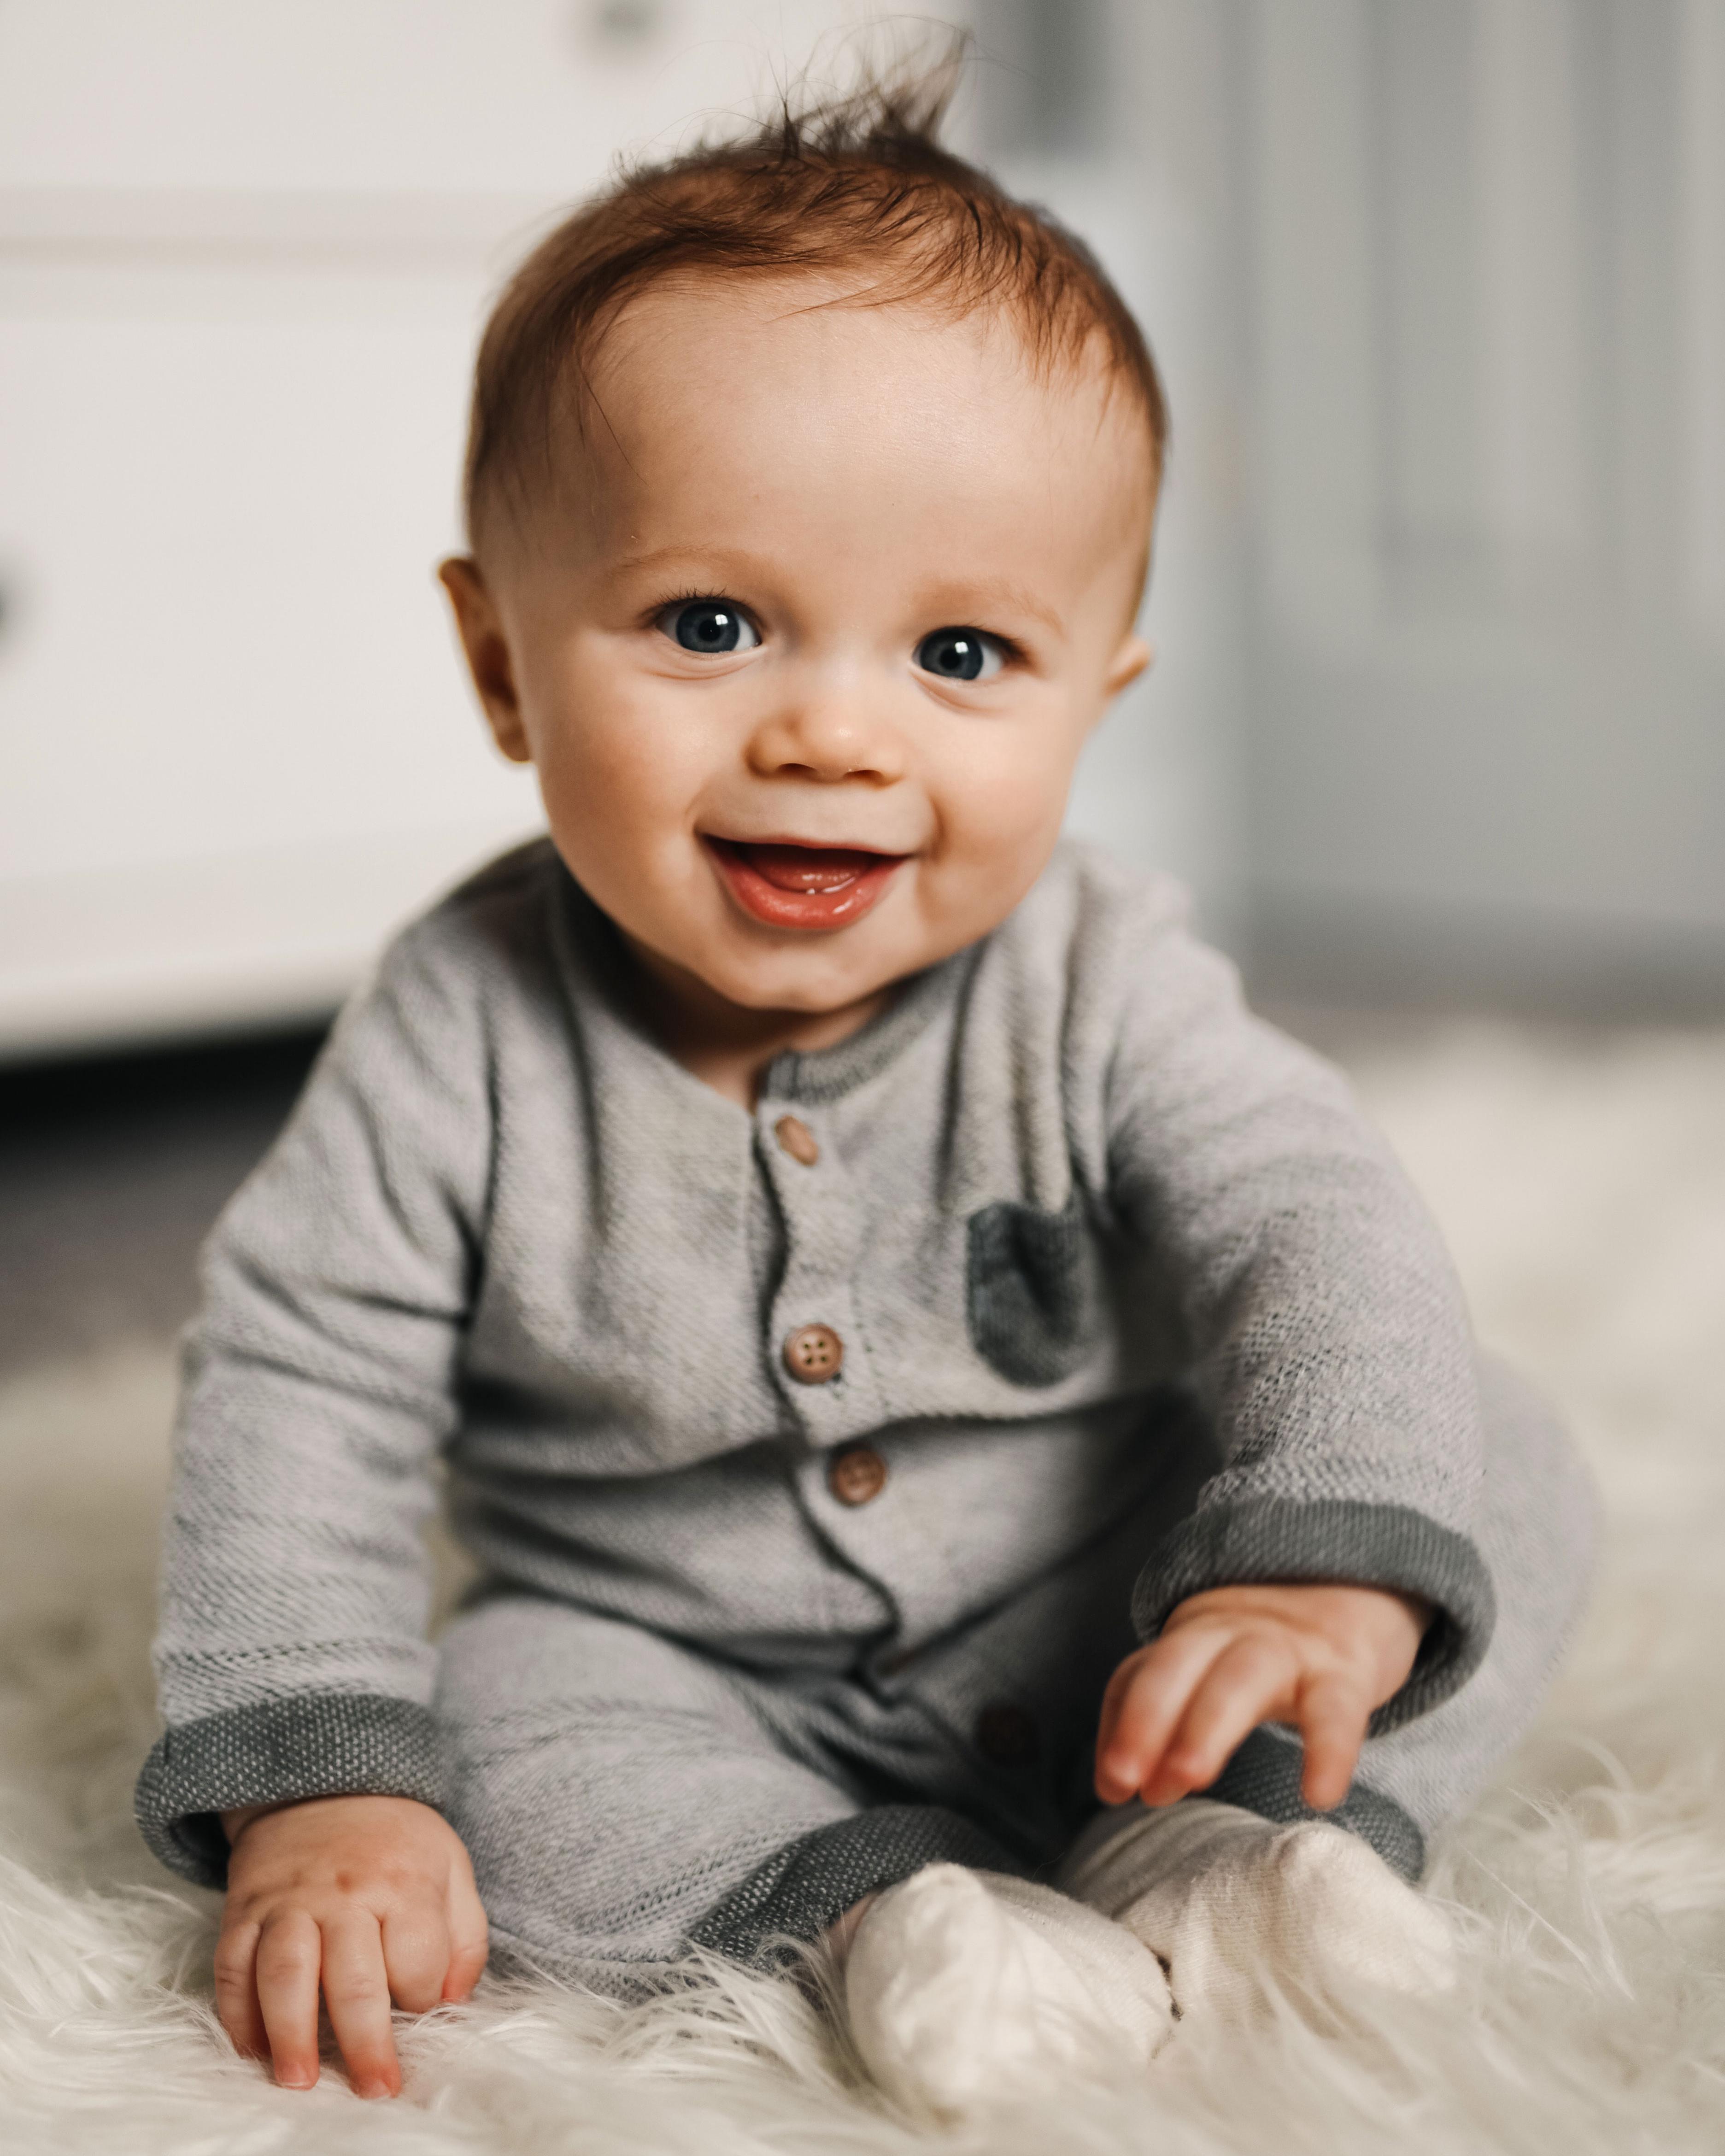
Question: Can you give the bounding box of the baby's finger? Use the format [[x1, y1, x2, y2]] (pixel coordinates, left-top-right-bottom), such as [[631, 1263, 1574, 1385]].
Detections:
[[1146, 1635, 1291, 1804], [322, 1914, 401, 2100], [212, 1920, 268, 2061], [380, 1905, 451, 2016], [1296, 1674, 1371, 1811], [1094, 1654, 1139, 1750], [443, 1860, 490, 2003], [254, 1910, 325, 2090], [1095, 1627, 1234, 1802]]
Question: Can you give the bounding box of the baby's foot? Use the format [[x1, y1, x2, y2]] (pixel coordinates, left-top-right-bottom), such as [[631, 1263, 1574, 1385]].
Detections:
[[842, 1863, 1174, 2122], [1058, 1800, 1455, 2026]]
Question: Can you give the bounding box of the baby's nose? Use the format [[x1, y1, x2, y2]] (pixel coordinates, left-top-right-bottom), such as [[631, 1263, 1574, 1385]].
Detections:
[[745, 688, 907, 784]]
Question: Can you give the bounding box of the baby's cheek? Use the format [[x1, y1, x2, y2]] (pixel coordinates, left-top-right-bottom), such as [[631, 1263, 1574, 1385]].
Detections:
[[934, 757, 1071, 904]]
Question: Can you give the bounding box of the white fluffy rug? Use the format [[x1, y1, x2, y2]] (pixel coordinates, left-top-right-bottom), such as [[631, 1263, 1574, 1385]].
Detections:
[[1, 1018, 1722, 2153]]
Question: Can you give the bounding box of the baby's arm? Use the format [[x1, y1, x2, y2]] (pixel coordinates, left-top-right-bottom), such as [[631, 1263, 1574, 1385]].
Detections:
[[1097, 878, 1497, 1740], [216, 1796, 487, 2097], [134, 899, 508, 2086], [1094, 1582, 1430, 1812]]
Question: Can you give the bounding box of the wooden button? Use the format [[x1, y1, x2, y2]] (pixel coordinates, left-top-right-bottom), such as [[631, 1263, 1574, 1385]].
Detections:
[[774, 1113, 820, 1166], [828, 1446, 887, 1505], [783, 1323, 843, 1384], [974, 1703, 1039, 1766]]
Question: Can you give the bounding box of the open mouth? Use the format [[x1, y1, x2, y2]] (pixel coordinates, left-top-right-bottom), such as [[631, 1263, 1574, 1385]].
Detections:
[[704, 837, 908, 931]]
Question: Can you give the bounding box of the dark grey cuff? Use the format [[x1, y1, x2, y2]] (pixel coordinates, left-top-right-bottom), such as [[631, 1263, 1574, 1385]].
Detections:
[[1132, 1497, 1496, 1731], [1207, 1726, 1425, 1879], [687, 1805, 1027, 1968], [134, 1693, 445, 1888]]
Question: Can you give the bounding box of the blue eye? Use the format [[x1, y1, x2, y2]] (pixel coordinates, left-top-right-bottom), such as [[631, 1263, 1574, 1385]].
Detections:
[[660, 599, 760, 654], [915, 627, 1004, 682]]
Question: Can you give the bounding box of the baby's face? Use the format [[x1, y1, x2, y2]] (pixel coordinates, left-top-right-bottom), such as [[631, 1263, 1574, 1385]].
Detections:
[[446, 281, 1153, 1019]]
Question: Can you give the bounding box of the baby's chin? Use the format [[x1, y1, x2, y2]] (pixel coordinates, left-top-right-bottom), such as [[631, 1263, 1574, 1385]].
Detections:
[[687, 939, 917, 1020]]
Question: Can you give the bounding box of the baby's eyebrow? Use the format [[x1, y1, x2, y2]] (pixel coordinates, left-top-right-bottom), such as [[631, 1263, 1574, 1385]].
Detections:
[[604, 543, 772, 586], [918, 579, 1066, 638]]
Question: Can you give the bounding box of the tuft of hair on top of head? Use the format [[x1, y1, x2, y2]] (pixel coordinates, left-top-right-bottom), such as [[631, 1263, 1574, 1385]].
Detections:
[[461, 28, 1168, 557]]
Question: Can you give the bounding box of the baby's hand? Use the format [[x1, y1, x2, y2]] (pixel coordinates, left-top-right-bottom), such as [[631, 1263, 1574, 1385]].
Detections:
[[215, 1793, 489, 2098], [1094, 1583, 1430, 1814]]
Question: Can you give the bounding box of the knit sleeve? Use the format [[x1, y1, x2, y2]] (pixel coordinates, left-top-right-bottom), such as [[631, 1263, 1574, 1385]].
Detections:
[[1101, 894, 1494, 1728], [135, 906, 496, 1886]]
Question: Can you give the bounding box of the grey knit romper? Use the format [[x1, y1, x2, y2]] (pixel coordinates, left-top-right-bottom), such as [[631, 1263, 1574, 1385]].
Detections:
[[135, 838, 1594, 1994]]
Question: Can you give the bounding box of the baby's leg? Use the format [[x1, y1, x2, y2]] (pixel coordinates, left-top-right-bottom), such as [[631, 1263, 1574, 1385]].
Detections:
[[435, 1593, 1171, 2116], [1062, 1355, 1596, 2018], [435, 1592, 1028, 1996], [438, 1593, 868, 1992]]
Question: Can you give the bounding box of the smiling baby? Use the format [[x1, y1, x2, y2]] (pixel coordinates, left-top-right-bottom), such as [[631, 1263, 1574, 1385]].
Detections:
[[135, 75, 1594, 2122]]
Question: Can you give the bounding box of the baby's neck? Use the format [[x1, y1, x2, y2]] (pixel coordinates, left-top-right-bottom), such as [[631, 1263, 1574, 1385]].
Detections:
[[619, 934, 890, 1109]]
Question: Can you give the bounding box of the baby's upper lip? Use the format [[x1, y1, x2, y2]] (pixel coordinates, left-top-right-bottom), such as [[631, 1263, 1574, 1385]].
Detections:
[[704, 833, 911, 859]]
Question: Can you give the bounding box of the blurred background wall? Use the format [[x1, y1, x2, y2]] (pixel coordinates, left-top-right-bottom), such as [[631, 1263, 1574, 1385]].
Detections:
[[2, 0, 1722, 1062]]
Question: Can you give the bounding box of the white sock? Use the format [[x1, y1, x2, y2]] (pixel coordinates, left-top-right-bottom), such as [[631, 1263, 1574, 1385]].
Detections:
[[842, 1863, 1174, 2121], [1056, 1800, 1455, 2025]]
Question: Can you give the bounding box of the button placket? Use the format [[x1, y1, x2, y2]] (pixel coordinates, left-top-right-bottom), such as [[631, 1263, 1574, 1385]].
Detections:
[[755, 1095, 886, 1444]]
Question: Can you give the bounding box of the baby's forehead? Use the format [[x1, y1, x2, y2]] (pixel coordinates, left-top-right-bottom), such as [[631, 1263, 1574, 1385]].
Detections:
[[587, 274, 1156, 476]]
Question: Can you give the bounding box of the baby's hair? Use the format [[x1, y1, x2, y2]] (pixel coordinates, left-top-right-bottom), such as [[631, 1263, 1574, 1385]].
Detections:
[[462, 42, 1168, 555]]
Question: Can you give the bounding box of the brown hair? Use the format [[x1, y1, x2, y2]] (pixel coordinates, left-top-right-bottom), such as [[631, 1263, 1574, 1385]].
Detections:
[[462, 53, 1168, 555]]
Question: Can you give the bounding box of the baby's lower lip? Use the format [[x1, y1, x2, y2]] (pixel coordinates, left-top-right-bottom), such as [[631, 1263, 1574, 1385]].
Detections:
[[704, 838, 907, 930]]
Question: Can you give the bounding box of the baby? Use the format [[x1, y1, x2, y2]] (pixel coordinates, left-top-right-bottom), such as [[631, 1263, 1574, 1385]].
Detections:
[[135, 80, 1594, 2122]]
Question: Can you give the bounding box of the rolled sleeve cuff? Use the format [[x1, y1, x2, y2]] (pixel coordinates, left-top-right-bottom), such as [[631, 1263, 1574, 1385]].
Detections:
[[134, 1692, 445, 1888], [1132, 1497, 1496, 1731]]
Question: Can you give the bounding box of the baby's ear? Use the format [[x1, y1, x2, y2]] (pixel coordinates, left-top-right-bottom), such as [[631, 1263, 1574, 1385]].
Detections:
[[438, 557, 532, 763], [1104, 633, 1155, 700]]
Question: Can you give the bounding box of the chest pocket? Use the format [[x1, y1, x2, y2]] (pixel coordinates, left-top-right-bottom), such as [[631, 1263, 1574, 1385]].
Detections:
[[965, 1190, 1100, 1386]]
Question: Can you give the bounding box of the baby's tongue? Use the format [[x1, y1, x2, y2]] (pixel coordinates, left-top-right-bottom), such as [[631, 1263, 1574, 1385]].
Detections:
[[738, 843, 880, 893]]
